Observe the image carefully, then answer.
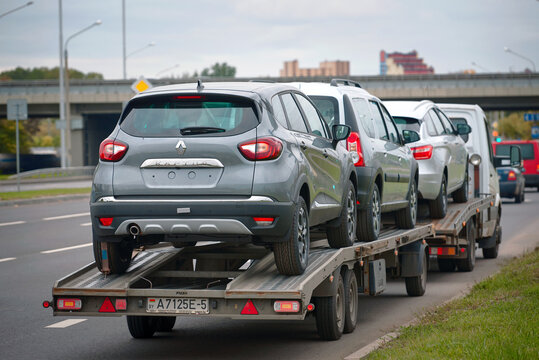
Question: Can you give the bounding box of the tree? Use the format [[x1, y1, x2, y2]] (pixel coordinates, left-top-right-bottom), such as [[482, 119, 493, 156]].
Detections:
[[0, 119, 32, 154], [199, 62, 236, 77], [498, 112, 533, 140], [0, 66, 103, 80]]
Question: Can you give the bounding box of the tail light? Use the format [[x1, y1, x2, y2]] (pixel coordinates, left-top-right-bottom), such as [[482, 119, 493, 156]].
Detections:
[[536, 164, 539, 173], [411, 145, 433, 160], [238, 137, 283, 161], [99, 139, 128, 162], [253, 217, 275, 226], [347, 131, 364, 166], [507, 171, 516, 181]]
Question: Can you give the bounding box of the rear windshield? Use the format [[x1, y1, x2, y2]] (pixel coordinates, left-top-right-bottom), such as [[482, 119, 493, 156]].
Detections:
[[495, 144, 535, 160], [309, 96, 339, 127], [393, 116, 421, 133], [120, 94, 259, 137]]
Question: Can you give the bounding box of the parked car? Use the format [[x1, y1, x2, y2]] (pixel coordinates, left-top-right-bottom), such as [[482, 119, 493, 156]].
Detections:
[[492, 140, 539, 191], [91, 81, 356, 276], [384, 100, 470, 219], [288, 80, 419, 242]]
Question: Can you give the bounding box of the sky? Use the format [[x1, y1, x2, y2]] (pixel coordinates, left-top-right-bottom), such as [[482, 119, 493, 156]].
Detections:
[[0, 0, 538, 79]]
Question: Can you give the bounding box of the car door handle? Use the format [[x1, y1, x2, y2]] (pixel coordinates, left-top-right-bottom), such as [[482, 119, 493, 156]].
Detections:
[[300, 141, 307, 150], [398, 157, 402, 162], [323, 149, 329, 158], [384, 153, 388, 157]]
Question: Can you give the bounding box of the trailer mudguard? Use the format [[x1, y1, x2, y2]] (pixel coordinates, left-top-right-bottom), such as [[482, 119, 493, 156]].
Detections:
[[312, 267, 342, 297], [399, 241, 427, 278]]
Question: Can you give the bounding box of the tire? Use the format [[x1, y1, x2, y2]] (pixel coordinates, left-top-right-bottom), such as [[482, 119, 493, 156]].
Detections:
[[357, 183, 381, 242], [343, 269, 358, 334], [396, 179, 417, 229], [430, 174, 448, 219], [155, 316, 176, 332], [437, 258, 456, 272], [515, 188, 524, 203], [92, 231, 132, 275], [453, 168, 469, 203], [483, 225, 501, 259], [327, 181, 356, 248], [456, 222, 476, 272], [405, 249, 427, 296], [126, 316, 157, 338], [314, 273, 345, 341], [274, 196, 310, 276]]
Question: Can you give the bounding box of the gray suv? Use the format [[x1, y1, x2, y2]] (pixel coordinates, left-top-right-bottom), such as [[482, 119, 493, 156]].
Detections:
[[91, 82, 355, 276]]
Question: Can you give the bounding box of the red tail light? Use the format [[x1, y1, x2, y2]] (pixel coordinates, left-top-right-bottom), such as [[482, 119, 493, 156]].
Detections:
[[99, 139, 128, 162], [99, 217, 113, 226], [347, 131, 364, 166], [507, 171, 516, 181], [411, 145, 433, 160], [238, 137, 283, 161]]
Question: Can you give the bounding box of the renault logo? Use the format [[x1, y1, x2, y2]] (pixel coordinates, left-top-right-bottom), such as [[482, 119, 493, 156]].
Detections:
[[176, 140, 186, 155]]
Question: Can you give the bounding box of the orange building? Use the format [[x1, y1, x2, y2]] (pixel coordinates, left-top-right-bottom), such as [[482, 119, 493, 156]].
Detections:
[[280, 60, 350, 77]]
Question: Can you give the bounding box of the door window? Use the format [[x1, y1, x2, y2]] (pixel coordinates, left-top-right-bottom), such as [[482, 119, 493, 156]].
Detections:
[[369, 101, 389, 141], [437, 110, 456, 134], [423, 112, 438, 136], [380, 104, 401, 144], [352, 98, 375, 138], [429, 109, 446, 135], [271, 95, 289, 129], [281, 93, 308, 133], [295, 94, 328, 138]]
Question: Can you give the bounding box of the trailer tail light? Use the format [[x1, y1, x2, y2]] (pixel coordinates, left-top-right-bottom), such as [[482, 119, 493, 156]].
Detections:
[[429, 247, 456, 256], [507, 171, 516, 181], [99, 217, 113, 226], [238, 137, 283, 161], [57, 298, 82, 310], [240, 299, 258, 315], [115, 299, 127, 311], [99, 139, 128, 162], [253, 217, 275, 226], [347, 131, 365, 166], [411, 145, 433, 160], [273, 301, 300, 313], [99, 297, 116, 313]]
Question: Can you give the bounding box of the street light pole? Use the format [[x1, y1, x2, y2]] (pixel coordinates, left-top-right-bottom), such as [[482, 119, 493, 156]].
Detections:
[[0, 1, 33, 19], [125, 42, 156, 78], [504, 47, 536, 73], [122, 0, 126, 79], [156, 64, 180, 77], [58, 0, 66, 168]]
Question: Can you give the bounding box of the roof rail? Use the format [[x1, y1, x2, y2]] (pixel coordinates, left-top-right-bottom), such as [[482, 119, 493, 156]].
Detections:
[[330, 78, 362, 88], [248, 79, 276, 83]]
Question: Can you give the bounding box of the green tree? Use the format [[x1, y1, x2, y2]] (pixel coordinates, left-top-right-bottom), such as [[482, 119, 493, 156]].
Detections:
[[498, 112, 533, 140], [0, 66, 103, 80], [200, 62, 236, 77], [0, 119, 32, 154]]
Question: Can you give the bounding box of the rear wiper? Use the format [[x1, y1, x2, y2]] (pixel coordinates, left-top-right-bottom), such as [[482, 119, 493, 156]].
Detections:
[[179, 127, 226, 135]]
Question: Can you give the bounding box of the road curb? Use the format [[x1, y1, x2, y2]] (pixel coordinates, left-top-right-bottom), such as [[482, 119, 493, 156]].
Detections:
[[0, 194, 90, 207]]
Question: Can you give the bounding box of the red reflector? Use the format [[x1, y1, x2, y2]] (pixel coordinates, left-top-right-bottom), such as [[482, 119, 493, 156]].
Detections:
[[460, 248, 466, 253], [253, 217, 275, 226], [306, 303, 315, 312], [115, 299, 127, 311], [57, 298, 82, 310], [175, 95, 203, 99], [274, 301, 300, 313], [99, 217, 113, 226], [411, 145, 433, 160], [42, 300, 51, 308], [99, 297, 116, 313], [240, 299, 258, 315]]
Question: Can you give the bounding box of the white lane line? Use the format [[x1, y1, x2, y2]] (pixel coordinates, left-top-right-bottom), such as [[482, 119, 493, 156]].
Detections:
[[46, 319, 87, 328], [0, 257, 16, 263], [41, 243, 92, 254], [0, 221, 26, 227], [80, 222, 92, 227], [43, 212, 90, 221]]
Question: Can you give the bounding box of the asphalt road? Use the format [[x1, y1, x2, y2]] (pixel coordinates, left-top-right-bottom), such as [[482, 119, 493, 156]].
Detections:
[[1, 191, 538, 360]]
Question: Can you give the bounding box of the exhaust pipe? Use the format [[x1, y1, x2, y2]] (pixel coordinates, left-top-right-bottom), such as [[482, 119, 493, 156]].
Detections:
[[128, 224, 141, 236]]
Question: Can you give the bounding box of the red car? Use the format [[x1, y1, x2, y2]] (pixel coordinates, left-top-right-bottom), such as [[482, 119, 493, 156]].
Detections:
[[492, 140, 539, 191]]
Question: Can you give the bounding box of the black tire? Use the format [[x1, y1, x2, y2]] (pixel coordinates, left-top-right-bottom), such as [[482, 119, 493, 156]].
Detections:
[[155, 316, 176, 332], [327, 181, 356, 248], [396, 179, 417, 229], [483, 225, 501, 259], [92, 231, 132, 275], [314, 273, 345, 341], [274, 196, 310, 276], [343, 269, 358, 334], [515, 188, 524, 203], [456, 222, 476, 272], [357, 183, 381, 242], [405, 249, 427, 296], [126, 316, 157, 338], [453, 168, 469, 203], [430, 174, 448, 219], [437, 258, 456, 272]]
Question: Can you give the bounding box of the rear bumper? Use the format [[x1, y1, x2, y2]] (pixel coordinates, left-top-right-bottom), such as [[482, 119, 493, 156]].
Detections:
[[524, 174, 539, 187], [90, 196, 294, 243], [499, 182, 518, 198]]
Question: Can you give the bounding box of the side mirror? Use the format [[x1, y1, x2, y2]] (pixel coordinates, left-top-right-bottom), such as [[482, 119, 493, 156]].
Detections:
[[402, 130, 420, 144], [456, 123, 472, 135], [332, 124, 351, 145], [510, 145, 522, 167]]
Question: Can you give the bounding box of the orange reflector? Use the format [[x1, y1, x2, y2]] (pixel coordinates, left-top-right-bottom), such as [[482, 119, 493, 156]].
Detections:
[[253, 217, 274, 226], [240, 299, 258, 315], [57, 298, 82, 310], [462, 221, 466, 227], [490, 201, 494, 206], [99, 217, 113, 226], [99, 297, 116, 313], [476, 208, 480, 213], [115, 299, 127, 311], [307, 303, 315, 312], [274, 300, 300, 313]]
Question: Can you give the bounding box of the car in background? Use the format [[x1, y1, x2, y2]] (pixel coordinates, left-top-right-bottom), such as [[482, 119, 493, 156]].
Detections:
[[492, 140, 539, 191], [288, 79, 419, 242], [496, 164, 525, 203], [384, 101, 470, 219], [91, 81, 356, 276]]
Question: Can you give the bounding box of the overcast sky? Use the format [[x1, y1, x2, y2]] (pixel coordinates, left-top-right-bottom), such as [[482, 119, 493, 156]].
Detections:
[[1, 0, 538, 79]]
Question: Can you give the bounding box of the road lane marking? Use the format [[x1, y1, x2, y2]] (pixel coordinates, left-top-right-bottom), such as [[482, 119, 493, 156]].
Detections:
[[80, 222, 92, 227], [43, 212, 90, 221], [0, 257, 16, 263], [46, 319, 87, 328], [41, 243, 92, 254], [0, 221, 26, 227]]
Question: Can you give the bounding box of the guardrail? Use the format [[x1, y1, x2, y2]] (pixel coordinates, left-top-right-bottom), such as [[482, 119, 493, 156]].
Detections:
[[7, 166, 95, 180]]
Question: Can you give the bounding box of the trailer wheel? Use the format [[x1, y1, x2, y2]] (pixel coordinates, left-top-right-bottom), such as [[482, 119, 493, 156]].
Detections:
[[274, 196, 310, 275], [314, 273, 345, 340], [343, 268, 358, 333], [92, 231, 132, 275], [396, 179, 417, 229], [127, 316, 157, 338], [357, 183, 381, 242], [155, 316, 176, 332], [483, 225, 501, 259], [327, 181, 356, 248], [437, 258, 456, 272], [405, 249, 427, 296], [457, 222, 476, 272], [429, 174, 448, 219]]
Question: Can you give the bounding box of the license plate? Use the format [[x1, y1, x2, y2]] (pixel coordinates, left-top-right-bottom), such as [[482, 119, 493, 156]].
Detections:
[[146, 297, 209, 314]]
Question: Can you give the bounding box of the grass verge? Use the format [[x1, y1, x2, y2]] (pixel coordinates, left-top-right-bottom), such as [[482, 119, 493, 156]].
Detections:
[[0, 187, 91, 201], [366, 248, 539, 360]]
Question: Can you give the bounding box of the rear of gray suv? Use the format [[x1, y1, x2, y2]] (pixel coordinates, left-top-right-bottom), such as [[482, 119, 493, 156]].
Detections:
[[91, 82, 355, 276]]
